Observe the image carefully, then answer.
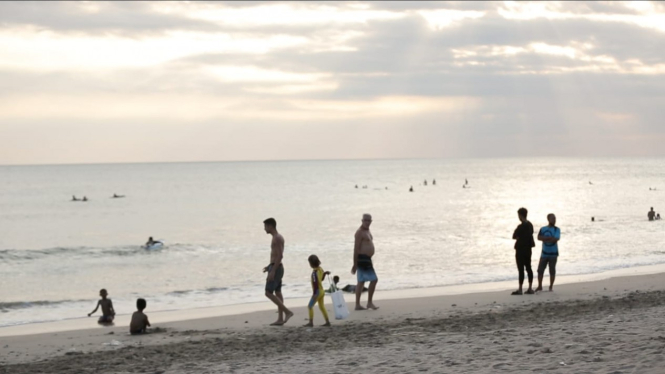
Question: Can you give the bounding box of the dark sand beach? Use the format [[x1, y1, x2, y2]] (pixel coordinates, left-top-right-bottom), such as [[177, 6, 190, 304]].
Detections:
[[2, 271, 665, 373]]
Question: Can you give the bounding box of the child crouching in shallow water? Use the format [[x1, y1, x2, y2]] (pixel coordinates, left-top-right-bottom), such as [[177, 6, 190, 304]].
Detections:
[[305, 255, 331, 327], [88, 288, 115, 324], [130, 298, 151, 334]]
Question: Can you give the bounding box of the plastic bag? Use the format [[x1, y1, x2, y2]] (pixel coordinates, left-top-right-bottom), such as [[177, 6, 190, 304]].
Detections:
[[328, 281, 350, 320]]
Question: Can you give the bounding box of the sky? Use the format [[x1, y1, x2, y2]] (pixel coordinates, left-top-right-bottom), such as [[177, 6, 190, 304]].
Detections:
[[1, 1, 665, 165]]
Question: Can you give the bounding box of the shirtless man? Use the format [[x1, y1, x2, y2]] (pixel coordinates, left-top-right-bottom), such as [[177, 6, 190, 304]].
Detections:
[[263, 218, 294, 326], [351, 213, 379, 310]]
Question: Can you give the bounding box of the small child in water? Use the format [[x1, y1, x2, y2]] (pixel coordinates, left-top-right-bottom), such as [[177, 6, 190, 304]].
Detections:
[[130, 298, 151, 334], [325, 275, 367, 294], [305, 255, 331, 327], [88, 289, 115, 324]]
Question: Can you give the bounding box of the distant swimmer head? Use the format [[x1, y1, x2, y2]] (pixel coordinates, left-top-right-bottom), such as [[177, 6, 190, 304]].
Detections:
[[591, 217, 595, 222], [263, 217, 277, 233], [547, 213, 556, 226], [517, 207, 528, 221], [308, 254, 321, 268], [136, 298, 147, 311]]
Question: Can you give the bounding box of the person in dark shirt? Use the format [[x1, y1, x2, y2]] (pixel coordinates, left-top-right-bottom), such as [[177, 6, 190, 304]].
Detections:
[[512, 207, 535, 295], [648, 207, 656, 221]]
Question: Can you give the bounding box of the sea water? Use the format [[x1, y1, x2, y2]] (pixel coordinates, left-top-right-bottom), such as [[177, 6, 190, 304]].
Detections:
[[0, 158, 663, 327]]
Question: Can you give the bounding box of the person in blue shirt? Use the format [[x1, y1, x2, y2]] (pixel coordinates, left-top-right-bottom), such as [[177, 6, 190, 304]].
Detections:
[[536, 213, 560, 292]]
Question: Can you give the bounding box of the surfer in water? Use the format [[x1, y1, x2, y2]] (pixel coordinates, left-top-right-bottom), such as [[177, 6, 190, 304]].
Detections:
[[145, 237, 162, 247]]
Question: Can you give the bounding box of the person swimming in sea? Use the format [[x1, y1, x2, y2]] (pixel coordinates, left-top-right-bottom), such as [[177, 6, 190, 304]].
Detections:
[[82, 196, 88, 202], [409, 186, 413, 192], [72, 195, 79, 201], [145, 237, 162, 247]]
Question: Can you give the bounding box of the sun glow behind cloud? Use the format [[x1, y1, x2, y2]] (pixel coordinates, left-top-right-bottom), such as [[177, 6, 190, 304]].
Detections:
[[153, 2, 405, 26], [450, 41, 665, 75], [498, 1, 665, 32], [0, 27, 309, 70], [417, 9, 486, 30]]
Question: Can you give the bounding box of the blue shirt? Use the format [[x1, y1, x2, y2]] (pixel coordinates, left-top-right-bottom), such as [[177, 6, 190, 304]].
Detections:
[[538, 226, 560, 258]]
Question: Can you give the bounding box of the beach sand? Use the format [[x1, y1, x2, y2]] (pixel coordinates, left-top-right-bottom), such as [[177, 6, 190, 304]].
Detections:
[[2, 271, 665, 374]]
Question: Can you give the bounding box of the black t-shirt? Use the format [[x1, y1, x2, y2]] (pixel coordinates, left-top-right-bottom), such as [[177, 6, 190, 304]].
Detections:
[[513, 220, 535, 252]]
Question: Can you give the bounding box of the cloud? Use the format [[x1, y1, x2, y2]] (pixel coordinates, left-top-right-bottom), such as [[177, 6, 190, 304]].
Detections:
[[417, 9, 486, 30], [1, 1, 665, 164], [497, 1, 665, 33]]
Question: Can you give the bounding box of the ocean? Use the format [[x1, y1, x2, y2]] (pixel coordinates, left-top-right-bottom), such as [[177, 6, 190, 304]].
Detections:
[[0, 158, 663, 327]]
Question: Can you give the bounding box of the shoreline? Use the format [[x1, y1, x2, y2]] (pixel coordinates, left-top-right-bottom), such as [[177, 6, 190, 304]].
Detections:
[[2, 268, 665, 372], [3, 261, 665, 338]]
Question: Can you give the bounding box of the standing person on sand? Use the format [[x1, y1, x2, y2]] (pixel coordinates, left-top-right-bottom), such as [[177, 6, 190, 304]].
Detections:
[[512, 207, 535, 295], [351, 213, 379, 310], [263, 218, 294, 326], [536, 213, 561, 292]]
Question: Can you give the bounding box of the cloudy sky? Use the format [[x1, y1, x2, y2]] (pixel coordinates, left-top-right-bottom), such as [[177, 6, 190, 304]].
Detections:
[[1, 1, 664, 165]]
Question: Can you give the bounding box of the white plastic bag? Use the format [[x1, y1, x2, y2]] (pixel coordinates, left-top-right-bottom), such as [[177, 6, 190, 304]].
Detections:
[[328, 281, 350, 320]]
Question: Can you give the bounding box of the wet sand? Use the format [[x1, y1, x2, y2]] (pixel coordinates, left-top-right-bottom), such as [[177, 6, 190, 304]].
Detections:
[[2, 271, 665, 373]]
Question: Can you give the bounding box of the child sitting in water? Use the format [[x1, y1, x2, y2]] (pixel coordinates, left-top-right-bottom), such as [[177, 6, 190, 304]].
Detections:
[[88, 289, 115, 324], [326, 275, 369, 294], [130, 298, 151, 334], [305, 255, 331, 327]]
